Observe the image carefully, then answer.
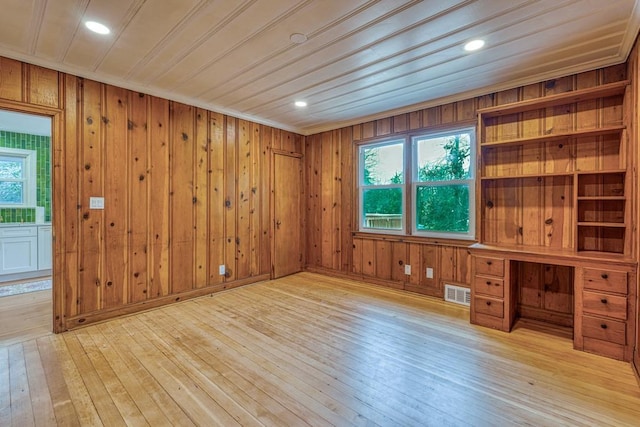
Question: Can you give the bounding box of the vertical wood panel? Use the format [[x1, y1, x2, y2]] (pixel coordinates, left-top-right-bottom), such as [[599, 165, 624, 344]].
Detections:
[[0, 57, 23, 101], [194, 108, 209, 288], [148, 97, 170, 298], [391, 242, 406, 282], [321, 132, 333, 269], [250, 123, 261, 276], [103, 85, 129, 308], [259, 126, 271, 275], [236, 120, 252, 279], [79, 79, 104, 314], [128, 92, 149, 303], [28, 65, 59, 108], [169, 103, 195, 294], [62, 75, 80, 320], [361, 239, 375, 277], [352, 237, 362, 275], [209, 113, 225, 285], [331, 131, 341, 270], [375, 241, 391, 280], [225, 118, 238, 282], [340, 128, 353, 273]]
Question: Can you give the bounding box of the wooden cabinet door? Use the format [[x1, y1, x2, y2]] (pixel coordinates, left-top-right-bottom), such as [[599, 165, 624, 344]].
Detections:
[[273, 153, 302, 278]]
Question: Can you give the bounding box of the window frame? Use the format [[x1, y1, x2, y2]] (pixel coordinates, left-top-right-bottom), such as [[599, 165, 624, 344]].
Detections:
[[411, 126, 476, 240], [356, 125, 476, 240], [358, 138, 407, 235], [0, 147, 37, 208]]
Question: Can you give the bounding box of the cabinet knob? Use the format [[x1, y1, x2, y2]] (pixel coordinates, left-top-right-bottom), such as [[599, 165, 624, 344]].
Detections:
[[486, 281, 491, 285], [600, 298, 608, 304], [601, 273, 608, 279], [486, 301, 491, 306], [486, 261, 492, 266], [601, 324, 608, 329]]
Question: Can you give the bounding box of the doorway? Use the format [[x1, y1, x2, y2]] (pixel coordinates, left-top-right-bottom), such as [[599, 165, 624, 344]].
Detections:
[[272, 152, 302, 278], [0, 109, 53, 344]]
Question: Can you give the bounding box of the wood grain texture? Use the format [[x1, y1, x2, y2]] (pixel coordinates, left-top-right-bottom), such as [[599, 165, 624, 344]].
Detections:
[[2, 273, 639, 426], [0, 58, 304, 331]]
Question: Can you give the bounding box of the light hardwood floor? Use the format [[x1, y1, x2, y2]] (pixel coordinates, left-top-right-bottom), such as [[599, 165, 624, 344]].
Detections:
[[0, 290, 52, 346], [1, 272, 640, 426]]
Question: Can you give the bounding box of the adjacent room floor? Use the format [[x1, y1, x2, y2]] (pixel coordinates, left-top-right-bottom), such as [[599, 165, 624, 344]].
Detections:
[[1, 272, 639, 426], [0, 277, 52, 346]]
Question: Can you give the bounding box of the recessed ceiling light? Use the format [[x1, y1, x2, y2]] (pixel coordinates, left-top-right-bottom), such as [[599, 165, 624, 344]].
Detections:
[[290, 33, 308, 44], [85, 21, 110, 35], [294, 101, 307, 108], [464, 39, 485, 51]]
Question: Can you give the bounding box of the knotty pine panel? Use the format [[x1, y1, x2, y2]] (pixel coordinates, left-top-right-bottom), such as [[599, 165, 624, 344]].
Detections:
[[0, 58, 293, 330], [209, 113, 226, 285], [194, 108, 209, 288], [103, 85, 129, 308], [78, 78, 104, 315], [148, 97, 170, 298], [128, 92, 149, 303], [169, 102, 196, 294]]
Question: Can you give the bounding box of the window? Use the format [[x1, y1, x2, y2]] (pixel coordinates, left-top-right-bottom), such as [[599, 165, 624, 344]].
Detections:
[[359, 139, 405, 232], [412, 128, 475, 238], [0, 148, 36, 207], [358, 127, 475, 239]]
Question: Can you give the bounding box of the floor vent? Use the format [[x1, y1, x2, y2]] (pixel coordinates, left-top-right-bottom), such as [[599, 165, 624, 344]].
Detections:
[[444, 284, 471, 306]]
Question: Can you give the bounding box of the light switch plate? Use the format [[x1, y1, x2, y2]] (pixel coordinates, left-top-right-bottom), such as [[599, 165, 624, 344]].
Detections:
[[89, 197, 104, 209], [426, 267, 434, 279], [219, 265, 226, 275], [404, 264, 411, 275]]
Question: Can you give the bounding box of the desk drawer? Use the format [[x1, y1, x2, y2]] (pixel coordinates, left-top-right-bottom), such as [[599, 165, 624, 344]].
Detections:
[[582, 315, 626, 345], [473, 275, 504, 298], [474, 296, 504, 318], [582, 291, 627, 320], [583, 268, 627, 294], [474, 256, 504, 277]]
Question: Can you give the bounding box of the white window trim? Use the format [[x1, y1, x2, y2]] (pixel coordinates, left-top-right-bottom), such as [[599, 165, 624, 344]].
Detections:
[[411, 127, 476, 240], [358, 138, 406, 234], [0, 147, 37, 208]]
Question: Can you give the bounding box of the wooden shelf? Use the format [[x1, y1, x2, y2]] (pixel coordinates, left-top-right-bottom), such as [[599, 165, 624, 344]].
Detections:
[[481, 172, 573, 181], [478, 80, 629, 118], [577, 222, 626, 228], [480, 125, 625, 148], [576, 169, 626, 175], [577, 196, 626, 201]]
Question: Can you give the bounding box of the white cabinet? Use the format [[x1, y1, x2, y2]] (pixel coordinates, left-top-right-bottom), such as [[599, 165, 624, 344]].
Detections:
[[0, 226, 38, 275], [38, 226, 52, 270]]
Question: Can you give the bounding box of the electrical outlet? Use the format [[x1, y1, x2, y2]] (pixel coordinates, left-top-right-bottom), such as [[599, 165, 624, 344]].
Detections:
[[89, 197, 104, 209], [426, 267, 434, 279], [219, 265, 226, 275], [404, 264, 411, 275]]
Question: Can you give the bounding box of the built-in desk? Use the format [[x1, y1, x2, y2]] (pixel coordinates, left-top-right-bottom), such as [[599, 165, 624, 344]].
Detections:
[[469, 244, 637, 361]]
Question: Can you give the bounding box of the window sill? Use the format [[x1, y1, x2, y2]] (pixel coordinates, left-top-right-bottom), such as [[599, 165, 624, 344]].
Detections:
[[352, 231, 477, 247]]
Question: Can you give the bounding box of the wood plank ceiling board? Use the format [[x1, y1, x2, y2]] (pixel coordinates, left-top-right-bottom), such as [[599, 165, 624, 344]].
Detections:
[[0, 0, 637, 135]]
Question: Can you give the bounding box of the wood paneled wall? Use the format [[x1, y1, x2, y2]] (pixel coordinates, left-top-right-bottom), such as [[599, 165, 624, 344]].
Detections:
[[0, 56, 303, 331], [304, 62, 629, 298]]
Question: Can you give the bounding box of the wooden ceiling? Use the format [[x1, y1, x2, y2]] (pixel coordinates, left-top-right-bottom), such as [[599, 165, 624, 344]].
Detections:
[[0, 0, 638, 135]]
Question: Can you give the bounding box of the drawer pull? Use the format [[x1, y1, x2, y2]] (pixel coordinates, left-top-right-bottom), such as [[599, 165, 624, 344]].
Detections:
[[601, 324, 608, 329], [600, 298, 608, 304], [601, 273, 608, 279], [486, 301, 491, 306], [486, 281, 491, 285]]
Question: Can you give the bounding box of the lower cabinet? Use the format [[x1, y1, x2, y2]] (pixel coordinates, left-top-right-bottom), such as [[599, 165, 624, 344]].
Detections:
[[470, 246, 637, 362], [0, 225, 52, 276], [0, 227, 38, 275]]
